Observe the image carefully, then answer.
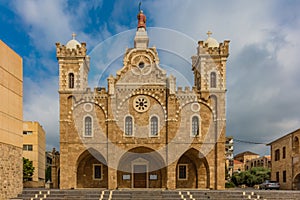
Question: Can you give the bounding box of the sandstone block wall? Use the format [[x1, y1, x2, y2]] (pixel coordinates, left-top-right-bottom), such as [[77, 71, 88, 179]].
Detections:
[[0, 143, 22, 200]]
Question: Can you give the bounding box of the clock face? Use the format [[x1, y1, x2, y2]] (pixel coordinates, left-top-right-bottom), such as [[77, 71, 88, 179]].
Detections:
[[133, 95, 150, 112]]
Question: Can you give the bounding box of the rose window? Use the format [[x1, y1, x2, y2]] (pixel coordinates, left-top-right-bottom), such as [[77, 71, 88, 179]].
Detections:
[[134, 96, 150, 112]]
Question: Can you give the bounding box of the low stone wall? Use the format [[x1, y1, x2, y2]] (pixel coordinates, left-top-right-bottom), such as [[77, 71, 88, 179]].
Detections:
[[23, 181, 45, 188], [0, 142, 22, 200]]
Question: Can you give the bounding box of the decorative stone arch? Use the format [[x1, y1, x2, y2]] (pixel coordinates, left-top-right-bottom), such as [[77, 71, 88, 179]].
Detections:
[[116, 93, 167, 121], [116, 48, 165, 82], [293, 173, 300, 190], [71, 100, 108, 119], [176, 148, 210, 189], [70, 102, 107, 139], [76, 148, 108, 188], [67, 95, 76, 108], [117, 146, 167, 188], [124, 48, 159, 67], [177, 99, 214, 122]]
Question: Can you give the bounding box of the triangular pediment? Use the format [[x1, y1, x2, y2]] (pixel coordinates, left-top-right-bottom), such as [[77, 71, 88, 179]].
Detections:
[[114, 47, 166, 86]]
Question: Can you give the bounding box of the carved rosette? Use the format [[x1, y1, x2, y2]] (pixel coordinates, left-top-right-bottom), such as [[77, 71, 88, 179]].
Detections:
[[133, 95, 150, 112]]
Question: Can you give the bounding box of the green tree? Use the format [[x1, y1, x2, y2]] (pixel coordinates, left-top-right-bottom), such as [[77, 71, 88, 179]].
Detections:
[[231, 167, 270, 187], [23, 157, 34, 181]]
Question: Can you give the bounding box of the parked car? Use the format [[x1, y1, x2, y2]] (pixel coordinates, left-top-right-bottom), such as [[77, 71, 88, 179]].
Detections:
[[259, 180, 280, 190]]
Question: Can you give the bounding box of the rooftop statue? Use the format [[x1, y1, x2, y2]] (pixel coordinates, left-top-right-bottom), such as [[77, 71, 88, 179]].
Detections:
[[137, 2, 146, 30], [137, 10, 146, 29]]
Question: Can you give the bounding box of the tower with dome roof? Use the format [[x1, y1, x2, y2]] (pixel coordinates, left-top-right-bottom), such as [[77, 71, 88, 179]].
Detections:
[[56, 33, 90, 92]]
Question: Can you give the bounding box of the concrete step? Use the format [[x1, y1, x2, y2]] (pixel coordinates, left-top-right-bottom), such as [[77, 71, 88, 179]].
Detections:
[[13, 189, 300, 200]]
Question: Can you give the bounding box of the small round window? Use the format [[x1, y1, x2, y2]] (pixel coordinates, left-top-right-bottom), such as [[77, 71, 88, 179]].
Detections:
[[138, 62, 145, 69]]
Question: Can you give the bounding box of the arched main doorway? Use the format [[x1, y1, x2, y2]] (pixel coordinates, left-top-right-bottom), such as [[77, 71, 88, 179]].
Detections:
[[176, 148, 209, 189], [117, 147, 167, 188], [76, 148, 108, 188]]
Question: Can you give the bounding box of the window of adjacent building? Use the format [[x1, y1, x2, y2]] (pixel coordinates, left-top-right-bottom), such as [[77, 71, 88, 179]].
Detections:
[[178, 164, 188, 180], [293, 137, 299, 154], [125, 116, 133, 136], [191, 116, 199, 136], [276, 171, 280, 182], [283, 170, 286, 183], [23, 131, 33, 135], [84, 116, 92, 137], [150, 116, 158, 136], [210, 72, 217, 88], [275, 149, 280, 161], [282, 146, 286, 159], [68, 73, 74, 89], [23, 144, 33, 151], [93, 164, 102, 180]]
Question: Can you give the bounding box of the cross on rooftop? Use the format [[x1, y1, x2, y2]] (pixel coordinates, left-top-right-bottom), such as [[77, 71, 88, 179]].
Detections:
[[72, 32, 76, 40], [207, 31, 212, 37]]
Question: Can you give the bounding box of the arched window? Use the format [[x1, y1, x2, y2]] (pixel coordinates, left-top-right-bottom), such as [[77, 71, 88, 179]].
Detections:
[[210, 72, 216, 88], [125, 116, 133, 136], [84, 116, 92, 137], [191, 116, 199, 136], [69, 73, 74, 89], [294, 137, 299, 154], [282, 146, 286, 159], [150, 116, 158, 136]]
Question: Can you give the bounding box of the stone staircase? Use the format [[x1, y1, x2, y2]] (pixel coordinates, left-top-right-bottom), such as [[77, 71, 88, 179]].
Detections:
[[11, 189, 300, 200]]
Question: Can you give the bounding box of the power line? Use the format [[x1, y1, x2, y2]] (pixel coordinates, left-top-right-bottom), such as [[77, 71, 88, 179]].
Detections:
[[233, 138, 267, 145]]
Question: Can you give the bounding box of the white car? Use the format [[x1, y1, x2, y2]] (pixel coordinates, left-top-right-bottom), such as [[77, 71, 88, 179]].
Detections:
[[259, 180, 280, 190]]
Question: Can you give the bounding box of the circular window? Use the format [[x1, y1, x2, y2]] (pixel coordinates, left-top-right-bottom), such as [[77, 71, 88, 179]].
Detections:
[[191, 103, 200, 112], [138, 62, 145, 69], [134, 96, 150, 112], [84, 103, 93, 112]]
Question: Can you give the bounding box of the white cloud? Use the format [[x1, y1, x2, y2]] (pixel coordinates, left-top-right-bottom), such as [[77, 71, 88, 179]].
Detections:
[[8, 0, 300, 155], [145, 1, 300, 155], [23, 76, 59, 150]]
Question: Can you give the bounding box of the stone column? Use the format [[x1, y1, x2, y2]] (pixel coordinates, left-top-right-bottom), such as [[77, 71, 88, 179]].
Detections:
[[216, 142, 225, 189], [167, 162, 176, 189], [108, 167, 117, 189]]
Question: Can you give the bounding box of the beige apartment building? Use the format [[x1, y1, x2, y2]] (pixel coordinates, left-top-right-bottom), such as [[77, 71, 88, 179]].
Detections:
[[245, 155, 271, 171], [233, 151, 260, 172], [268, 128, 300, 190], [57, 10, 230, 190], [0, 40, 23, 199], [234, 151, 259, 164], [225, 136, 234, 176], [23, 121, 46, 184]]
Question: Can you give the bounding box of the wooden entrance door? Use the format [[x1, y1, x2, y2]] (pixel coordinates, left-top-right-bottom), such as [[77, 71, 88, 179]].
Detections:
[[133, 165, 147, 188]]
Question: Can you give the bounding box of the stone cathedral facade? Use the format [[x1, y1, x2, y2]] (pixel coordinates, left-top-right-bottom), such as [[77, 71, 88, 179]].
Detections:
[[56, 11, 230, 190]]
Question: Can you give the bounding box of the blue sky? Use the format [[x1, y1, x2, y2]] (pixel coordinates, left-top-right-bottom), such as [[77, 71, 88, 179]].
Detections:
[[1, 0, 300, 156]]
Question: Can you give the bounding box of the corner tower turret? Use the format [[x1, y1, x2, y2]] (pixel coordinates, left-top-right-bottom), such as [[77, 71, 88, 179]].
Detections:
[[56, 33, 90, 92], [192, 31, 230, 94]]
